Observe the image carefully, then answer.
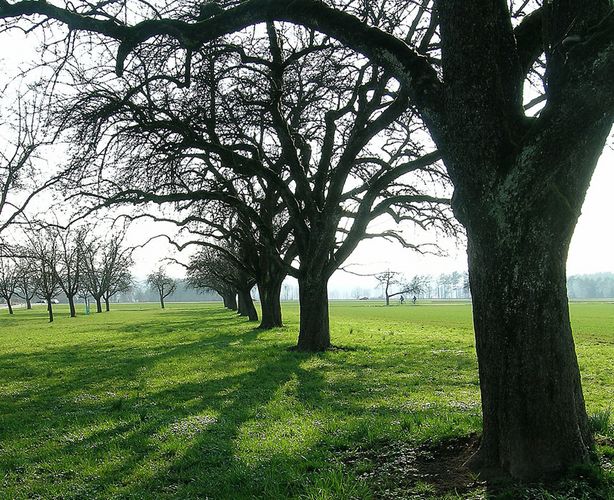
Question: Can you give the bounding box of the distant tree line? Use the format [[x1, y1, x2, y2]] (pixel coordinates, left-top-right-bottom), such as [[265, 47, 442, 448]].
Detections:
[[0, 226, 133, 322], [567, 273, 614, 299]]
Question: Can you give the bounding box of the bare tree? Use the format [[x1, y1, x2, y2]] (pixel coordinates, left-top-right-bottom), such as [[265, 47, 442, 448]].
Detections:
[[186, 246, 258, 322], [100, 239, 133, 311], [0, 95, 64, 238], [147, 265, 176, 309], [0, 256, 18, 314], [82, 231, 133, 312], [14, 257, 36, 309], [405, 275, 430, 300], [55, 226, 86, 317], [374, 270, 403, 306], [81, 238, 105, 313], [25, 228, 61, 322], [60, 26, 452, 351]]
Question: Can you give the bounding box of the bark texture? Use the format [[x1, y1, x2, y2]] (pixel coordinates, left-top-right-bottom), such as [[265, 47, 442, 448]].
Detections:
[[434, 0, 614, 479], [257, 277, 283, 329], [296, 274, 330, 352], [238, 289, 258, 322]]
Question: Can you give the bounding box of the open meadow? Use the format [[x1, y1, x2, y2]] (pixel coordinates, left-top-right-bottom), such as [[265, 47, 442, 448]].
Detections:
[[0, 301, 612, 499]]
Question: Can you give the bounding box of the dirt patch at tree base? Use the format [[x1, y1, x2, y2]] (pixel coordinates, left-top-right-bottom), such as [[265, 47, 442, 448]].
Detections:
[[343, 434, 485, 498], [342, 434, 614, 499]]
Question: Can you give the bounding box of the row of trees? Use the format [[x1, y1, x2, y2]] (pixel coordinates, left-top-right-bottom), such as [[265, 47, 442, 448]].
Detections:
[[1, 0, 612, 480], [0, 227, 132, 321], [56, 23, 453, 350]]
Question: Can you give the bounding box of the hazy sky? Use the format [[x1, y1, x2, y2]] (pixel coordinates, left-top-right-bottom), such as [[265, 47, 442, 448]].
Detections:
[[126, 143, 613, 286], [1, 29, 612, 285]]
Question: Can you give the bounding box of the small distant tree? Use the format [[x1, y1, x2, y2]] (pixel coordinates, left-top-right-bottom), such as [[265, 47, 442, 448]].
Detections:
[[100, 239, 133, 311], [374, 270, 403, 306], [0, 257, 18, 314], [82, 231, 133, 312], [81, 238, 105, 312], [147, 266, 176, 309], [26, 229, 61, 322], [405, 275, 430, 300], [56, 227, 86, 317], [14, 257, 36, 309]]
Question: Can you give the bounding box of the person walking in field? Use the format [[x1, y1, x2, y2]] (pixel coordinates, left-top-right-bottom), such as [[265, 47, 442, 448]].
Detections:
[[400, 295, 405, 305], [412, 296, 417, 305]]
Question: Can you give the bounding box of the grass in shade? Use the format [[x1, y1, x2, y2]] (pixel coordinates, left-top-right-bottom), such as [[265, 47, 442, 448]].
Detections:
[[0, 300, 612, 498]]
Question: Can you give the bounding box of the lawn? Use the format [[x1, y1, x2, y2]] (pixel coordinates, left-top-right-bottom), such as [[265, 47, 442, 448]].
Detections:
[[0, 301, 612, 499]]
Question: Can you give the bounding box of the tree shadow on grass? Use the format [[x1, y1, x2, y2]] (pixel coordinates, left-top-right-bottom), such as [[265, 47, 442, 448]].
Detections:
[[0, 307, 490, 498]]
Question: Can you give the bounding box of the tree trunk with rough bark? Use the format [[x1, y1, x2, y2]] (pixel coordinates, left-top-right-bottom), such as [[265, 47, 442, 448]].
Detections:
[[257, 277, 283, 329], [95, 296, 102, 313], [68, 296, 76, 318], [465, 213, 592, 479], [296, 273, 330, 351], [238, 289, 258, 321], [434, 1, 614, 478], [26, 297, 31, 310], [225, 292, 237, 311], [105, 297, 110, 312]]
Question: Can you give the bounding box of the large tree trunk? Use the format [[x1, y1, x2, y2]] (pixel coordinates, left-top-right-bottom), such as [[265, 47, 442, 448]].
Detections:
[[466, 221, 592, 479], [257, 278, 283, 329], [95, 296, 102, 313], [68, 296, 76, 318], [296, 273, 330, 351], [225, 292, 237, 311], [26, 297, 31, 310], [46, 298, 54, 323], [238, 289, 258, 322], [6, 298, 13, 315], [159, 295, 165, 309], [105, 297, 110, 312], [435, 0, 614, 479], [237, 290, 247, 316]]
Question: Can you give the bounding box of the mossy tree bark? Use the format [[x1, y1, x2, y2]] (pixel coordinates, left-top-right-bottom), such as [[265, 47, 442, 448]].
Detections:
[[436, 0, 614, 478]]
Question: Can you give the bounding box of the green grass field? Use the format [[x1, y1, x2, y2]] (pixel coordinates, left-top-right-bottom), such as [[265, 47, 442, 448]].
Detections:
[[0, 301, 612, 499]]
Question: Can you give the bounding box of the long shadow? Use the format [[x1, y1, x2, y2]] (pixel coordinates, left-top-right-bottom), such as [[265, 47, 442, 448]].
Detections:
[[0, 304, 486, 498], [114, 349, 328, 498]]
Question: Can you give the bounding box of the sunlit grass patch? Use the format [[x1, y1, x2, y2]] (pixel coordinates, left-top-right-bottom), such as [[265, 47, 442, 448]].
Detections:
[[0, 300, 612, 498]]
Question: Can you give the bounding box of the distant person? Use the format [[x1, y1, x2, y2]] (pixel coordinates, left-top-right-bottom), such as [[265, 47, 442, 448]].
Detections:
[[400, 295, 405, 305], [412, 295, 417, 305]]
